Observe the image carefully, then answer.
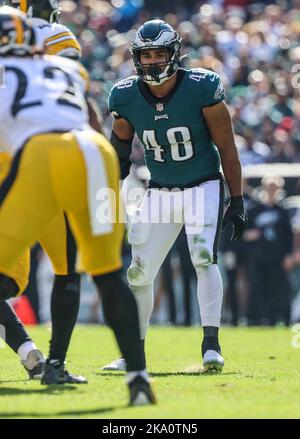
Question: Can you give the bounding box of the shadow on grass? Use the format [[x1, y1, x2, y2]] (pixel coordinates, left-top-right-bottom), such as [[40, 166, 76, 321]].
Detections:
[[98, 371, 239, 378], [150, 371, 240, 377], [0, 380, 30, 384], [0, 385, 78, 396], [0, 406, 119, 418], [96, 372, 124, 377]]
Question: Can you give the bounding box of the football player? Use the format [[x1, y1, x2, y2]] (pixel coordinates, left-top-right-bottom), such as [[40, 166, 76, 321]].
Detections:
[[5, 0, 81, 58], [0, 0, 101, 383], [103, 20, 247, 372], [0, 6, 155, 405]]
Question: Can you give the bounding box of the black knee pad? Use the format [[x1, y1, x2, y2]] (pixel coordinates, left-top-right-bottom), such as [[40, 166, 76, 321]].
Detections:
[[0, 274, 20, 301]]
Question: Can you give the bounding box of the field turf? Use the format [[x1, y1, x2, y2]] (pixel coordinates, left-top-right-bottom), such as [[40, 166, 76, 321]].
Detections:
[[0, 325, 299, 419]]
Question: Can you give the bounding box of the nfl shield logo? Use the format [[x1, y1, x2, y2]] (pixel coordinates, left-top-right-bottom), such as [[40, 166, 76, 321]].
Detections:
[[156, 103, 164, 112]]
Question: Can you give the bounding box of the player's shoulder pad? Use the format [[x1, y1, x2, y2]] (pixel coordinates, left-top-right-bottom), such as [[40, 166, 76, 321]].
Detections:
[[48, 23, 76, 36], [43, 23, 81, 57], [108, 76, 139, 112], [184, 68, 225, 105]]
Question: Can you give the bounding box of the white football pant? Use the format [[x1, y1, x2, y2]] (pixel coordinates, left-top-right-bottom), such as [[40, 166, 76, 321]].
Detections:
[[127, 178, 224, 339]]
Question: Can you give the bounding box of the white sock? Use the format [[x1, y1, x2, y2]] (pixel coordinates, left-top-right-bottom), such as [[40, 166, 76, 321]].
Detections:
[[17, 341, 37, 362], [126, 370, 149, 384], [196, 264, 223, 327], [130, 284, 154, 340]]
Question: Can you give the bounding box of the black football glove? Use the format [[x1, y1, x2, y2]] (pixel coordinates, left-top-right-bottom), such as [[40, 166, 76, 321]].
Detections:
[[222, 196, 248, 241]]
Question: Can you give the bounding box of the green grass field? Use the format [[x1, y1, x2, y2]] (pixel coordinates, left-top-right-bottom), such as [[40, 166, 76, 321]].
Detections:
[[0, 325, 300, 419]]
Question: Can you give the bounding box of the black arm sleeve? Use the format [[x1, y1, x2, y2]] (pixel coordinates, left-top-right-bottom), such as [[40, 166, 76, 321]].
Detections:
[[110, 131, 133, 180]]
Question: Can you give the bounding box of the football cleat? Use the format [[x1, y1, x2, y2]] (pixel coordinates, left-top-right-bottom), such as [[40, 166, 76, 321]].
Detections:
[[22, 349, 45, 380], [128, 375, 156, 406], [102, 358, 126, 371], [203, 350, 224, 372], [41, 360, 88, 384]]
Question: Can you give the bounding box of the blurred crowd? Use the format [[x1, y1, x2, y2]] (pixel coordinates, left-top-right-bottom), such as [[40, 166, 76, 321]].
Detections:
[[19, 0, 300, 326], [61, 0, 300, 168]]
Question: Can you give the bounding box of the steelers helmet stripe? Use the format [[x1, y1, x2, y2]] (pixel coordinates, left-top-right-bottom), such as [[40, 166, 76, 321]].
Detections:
[[20, 0, 27, 13], [45, 36, 80, 47], [44, 32, 74, 44], [12, 15, 24, 44]]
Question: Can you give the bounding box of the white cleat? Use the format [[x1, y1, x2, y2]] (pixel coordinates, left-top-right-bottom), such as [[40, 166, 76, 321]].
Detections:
[[21, 349, 46, 380], [203, 350, 224, 372], [102, 358, 127, 371]]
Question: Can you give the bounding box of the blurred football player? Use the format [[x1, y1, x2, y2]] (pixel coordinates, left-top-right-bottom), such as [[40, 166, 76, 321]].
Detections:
[[0, 6, 155, 405], [0, 0, 101, 383], [103, 20, 247, 372], [0, 0, 81, 382]]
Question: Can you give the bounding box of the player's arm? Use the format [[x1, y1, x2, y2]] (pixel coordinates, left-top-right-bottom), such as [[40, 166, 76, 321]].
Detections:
[[110, 117, 135, 180], [203, 101, 247, 240], [76, 63, 103, 133], [203, 101, 241, 196], [86, 96, 103, 134]]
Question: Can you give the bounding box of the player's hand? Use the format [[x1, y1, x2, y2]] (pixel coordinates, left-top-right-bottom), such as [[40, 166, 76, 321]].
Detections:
[[222, 196, 248, 240]]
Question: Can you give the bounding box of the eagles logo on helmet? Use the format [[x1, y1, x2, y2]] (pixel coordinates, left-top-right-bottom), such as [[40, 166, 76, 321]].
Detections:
[[4, 0, 61, 23], [131, 19, 182, 86]]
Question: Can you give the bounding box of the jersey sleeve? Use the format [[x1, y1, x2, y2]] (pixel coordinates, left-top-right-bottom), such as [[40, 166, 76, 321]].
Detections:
[[108, 78, 137, 120], [43, 24, 82, 60], [202, 71, 225, 107], [108, 86, 122, 119]]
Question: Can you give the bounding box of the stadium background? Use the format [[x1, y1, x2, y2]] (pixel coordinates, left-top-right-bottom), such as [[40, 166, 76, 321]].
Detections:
[[13, 0, 300, 327]]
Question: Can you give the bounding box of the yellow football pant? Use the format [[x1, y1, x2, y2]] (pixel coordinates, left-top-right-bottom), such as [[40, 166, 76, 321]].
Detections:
[[0, 152, 77, 293], [0, 131, 123, 285], [0, 152, 30, 293]]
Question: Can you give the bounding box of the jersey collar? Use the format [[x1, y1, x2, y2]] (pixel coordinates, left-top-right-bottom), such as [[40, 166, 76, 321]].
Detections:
[[137, 69, 184, 109]]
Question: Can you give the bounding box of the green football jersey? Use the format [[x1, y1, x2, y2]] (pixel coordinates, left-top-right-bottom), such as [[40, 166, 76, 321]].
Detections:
[[109, 68, 225, 187]]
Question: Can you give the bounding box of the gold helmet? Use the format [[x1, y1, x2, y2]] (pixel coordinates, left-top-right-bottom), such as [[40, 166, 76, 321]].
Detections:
[[0, 5, 35, 56]]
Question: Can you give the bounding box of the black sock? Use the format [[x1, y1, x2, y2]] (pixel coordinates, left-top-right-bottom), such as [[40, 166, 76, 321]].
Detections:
[[202, 326, 221, 356], [49, 273, 80, 362], [0, 301, 31, 352], [141, 339, 146, 367], [0, 274, 19, 301], [93, 270, 145, 372]]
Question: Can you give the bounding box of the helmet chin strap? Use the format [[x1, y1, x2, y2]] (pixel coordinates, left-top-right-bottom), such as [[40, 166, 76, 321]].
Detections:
[[142, 51, 179, 86], [147, 64, 164, 83], [144, 68, 177, 86]]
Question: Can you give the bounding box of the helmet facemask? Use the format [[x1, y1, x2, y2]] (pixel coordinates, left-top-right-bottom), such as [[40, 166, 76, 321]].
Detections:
[[132, 42, 181, 86]]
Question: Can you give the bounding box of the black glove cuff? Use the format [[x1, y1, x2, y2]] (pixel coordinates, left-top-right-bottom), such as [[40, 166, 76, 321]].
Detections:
[[230, 196, 244, 208]]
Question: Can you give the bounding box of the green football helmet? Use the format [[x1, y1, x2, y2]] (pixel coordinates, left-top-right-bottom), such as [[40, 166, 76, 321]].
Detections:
[[131, 20, 182, 86]]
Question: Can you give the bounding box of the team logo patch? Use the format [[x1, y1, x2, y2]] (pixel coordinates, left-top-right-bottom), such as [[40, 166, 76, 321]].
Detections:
[[214, 81, 225, 100], [156, 103, 164, 112]]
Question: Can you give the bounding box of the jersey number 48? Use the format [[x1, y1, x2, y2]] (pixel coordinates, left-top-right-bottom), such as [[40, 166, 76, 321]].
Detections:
[[143, 127, 194, 163]]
